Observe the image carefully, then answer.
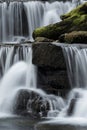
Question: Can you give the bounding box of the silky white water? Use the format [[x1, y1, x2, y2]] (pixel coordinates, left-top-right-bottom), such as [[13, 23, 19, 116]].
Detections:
[[61, 47, 87, 119], [0, 46, 37, 116]]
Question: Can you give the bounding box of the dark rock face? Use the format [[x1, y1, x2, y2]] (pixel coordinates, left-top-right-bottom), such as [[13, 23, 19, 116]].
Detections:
[[37, 67, 70, 95], [32, 43, 70, 96], [32, 42, 66, 69]]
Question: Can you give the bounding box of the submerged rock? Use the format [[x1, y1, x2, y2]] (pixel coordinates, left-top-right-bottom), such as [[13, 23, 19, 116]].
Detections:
[[33, 2, 87, 42]]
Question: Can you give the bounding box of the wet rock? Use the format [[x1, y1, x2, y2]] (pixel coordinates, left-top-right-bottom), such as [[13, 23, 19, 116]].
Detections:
[[14, 89, 50, 118], [32, 42, 70, 95], [32, 42, 66, 69], [37, 67, 70, 95], [67, 98, 77, 116], [13, 89, 30, 115], [27, 92, 50, 118]]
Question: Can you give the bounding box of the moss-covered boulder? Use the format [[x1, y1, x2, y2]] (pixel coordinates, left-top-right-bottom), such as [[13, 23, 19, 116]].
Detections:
[[59, 31, 87, 43], [33, 2, 87, 41]]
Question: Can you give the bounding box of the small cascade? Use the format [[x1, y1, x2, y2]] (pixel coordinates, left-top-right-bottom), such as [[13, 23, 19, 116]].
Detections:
[[62, 46, 87, 118], [63, 47, 87, 89], [0, 46, 36, 116], [0, 1, 75, 42]]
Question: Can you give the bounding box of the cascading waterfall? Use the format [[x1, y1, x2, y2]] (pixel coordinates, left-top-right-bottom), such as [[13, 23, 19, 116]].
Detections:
[[0, 45, 65, 117], [0, 46, 37, 116], [0, 1, 75, 42], [0, 0, 86, 119], [61, 46, 87, 118]]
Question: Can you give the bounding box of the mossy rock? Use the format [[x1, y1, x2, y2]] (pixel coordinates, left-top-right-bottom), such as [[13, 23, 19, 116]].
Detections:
[[59, 31, 87, 43], [33, 2, 87, 41], [33, 20, 73, 40], [35, 37, 53, 42]]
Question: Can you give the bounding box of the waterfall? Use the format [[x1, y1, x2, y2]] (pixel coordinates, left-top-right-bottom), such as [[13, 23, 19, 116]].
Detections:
[[0, 46, 37, 116], [62, 46, 87, 118], [0, 0, 86, 119], [0, 1, 75, 42], [0, 45, 65, 117]]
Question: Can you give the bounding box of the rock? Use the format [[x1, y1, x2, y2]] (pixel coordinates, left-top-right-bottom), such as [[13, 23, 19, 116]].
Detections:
[[13, 89, 50, 118], [33, 21, 71, 40], [27, 91, 50, 118], [33, 3, 87, 41], [59, 31, 87, 43], [13, 89, 30, 115], [67, 99, 77, 116], [32, 42, 70, 95], [32, 42, 66, 69], [37, 67, 70, 95], [35, 37, 53, 42]]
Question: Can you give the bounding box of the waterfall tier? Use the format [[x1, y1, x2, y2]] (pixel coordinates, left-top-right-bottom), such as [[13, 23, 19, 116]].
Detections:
[[0, 1, 75, 42], [62, 46, 87, 118]]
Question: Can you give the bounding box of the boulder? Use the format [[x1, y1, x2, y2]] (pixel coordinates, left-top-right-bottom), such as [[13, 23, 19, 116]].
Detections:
[[13, 89, 50, 118], [33, 3, 87, 41]]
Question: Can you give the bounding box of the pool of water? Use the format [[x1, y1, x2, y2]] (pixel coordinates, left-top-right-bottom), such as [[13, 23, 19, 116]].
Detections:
[[0, 117, 39, 130]]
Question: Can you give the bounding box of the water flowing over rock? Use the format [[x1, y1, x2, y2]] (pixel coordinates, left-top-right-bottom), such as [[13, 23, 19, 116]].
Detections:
[[0, 0, 87, 124], [0, 44, 66, 118]]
